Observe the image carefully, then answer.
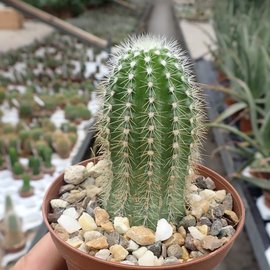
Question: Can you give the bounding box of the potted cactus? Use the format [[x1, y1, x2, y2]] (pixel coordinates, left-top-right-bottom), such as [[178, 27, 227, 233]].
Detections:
[[3, 195, 25, 252], [28, 155, 44, 180], [8, 147, 18, 168], [19, 174, 34, 197], [40, 146, 56, 175], [53, 131, 72, 159], [43, 36, 244, 270], [12, 161, 24, 180]]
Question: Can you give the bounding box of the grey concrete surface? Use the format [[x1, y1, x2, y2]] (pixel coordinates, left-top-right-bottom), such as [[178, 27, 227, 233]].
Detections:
[[0, 20, 53, 53]]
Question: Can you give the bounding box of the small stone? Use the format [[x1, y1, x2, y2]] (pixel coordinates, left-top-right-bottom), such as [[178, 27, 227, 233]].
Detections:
[[132, 247, 148, 259], [127, 240, 139, 252], [105, 231, 120, 247], [221, 218, 228, 227], [155, 219, 173, 241], [196, 176, 215, 190], [178, 226, 187, 238], [86, 185, 102, 199], [162, 244, 167, 257], [219, 226, 236, 238], [53, 224, 69, 241], [188, 227, 205, 240], [89, 250, 97, 256], [190, 251, 204, 258], [191, 200, 210, 219], [110, 244, 129, 261], [101, 221, 115, 233], [63, 207, 79, 219], [62, 190, 86, 204], [59, 184, 75, 195], [199, 190, 216, 201], [201, 236, 226, 251], [78, 212, 97, 231], [193, 239, 208, 254], [164, 256, 178, 265], [212, 205, 225, 218], [85, 162, 94, 175], [84, 231, 103, 242], [95, 249, 111, 260], [126, 255, 138, 264], [200, 216, 212, 226], [50, 199, 68, 209], [86, 236, 109, 249], [57, 215, 81, 234], [86, 200, 98, 217], [154, 256, 164, 266], [167, 244, 182, 259], [119, 236, 129, 248], [64, 165, 86, 185], [179, 215, 196, 229], [181, 246, 190, 261], [48, 211, 63, 223], [184, 234, 197, 251], [80, 177, 95, 188], [197, 225, 208, 235], [138, 250, 155, 266], [78, 243, 89, 253], [94, 207, 110, 226], [164, 233, 185, 247], [87, 160, 110, 178], [126, 226, 155, 245], [224, 210, 239, 224], [215, 190, 226, 202], [147, 241, 162, 257], [66, 236, 83, 248], [114, 217, 130, 234], [223, 193, 233, 211], [210, 220, 223, 236]]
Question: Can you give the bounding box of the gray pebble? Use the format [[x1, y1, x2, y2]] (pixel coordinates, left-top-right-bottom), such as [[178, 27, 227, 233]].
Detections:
[[167, 244, 182, 259], [164, 256, 178, 265], [119, 236, 129, 249], [104, 231, 120, 247], [147, 241, 162, 257], [81, 197, 91, 209], [210, 220, 223, 236], [199, 216, 212, 227], [162, 244, 167, 258], [219, 226, 236, 238], [190, 251, 204, 258], [179, 215, 196, 229], [196, 176, 216, 190], [223, 193, 233, 211], [126, 255, 138, 264], [86, 200, 98, 217], [184, 234, 197, 251], [221, 218, 228, 227], [59, 184, 75, 195], [213, 205, 225, 218]]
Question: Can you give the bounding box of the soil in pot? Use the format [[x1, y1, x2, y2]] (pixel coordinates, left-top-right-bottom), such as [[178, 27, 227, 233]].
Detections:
[[43, 159, 245, 270]]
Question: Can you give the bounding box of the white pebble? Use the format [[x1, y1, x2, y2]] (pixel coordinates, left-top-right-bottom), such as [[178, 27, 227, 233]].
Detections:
[[188, 226, 206, 240], [154, 256, 164, 266], [199, 190, 216, 201], [64, 165, 86, 185], [87, 160, 110, 178], [127, 240, 139, 252], [138, 251, 156, 266], [57, 215, 81, 234], [114, 217, 130, 234], [132, 247, 147, 259], [215, 190, 226, 202], [84, 231, 102, 242], [63, 207, 79, 219], [95, 249, 111, 260], [50, 199, 68, 209], [121, 261, 136, 265], [85, 162, 94, 175], [155, 219, 173, 242]]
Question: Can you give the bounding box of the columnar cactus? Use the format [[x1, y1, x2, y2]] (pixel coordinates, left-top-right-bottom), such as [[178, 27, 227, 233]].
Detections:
[[97, 36, 204, 229]]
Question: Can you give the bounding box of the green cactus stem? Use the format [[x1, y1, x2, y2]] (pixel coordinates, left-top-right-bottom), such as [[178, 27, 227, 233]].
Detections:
[[29, 156, 41, 176], [13, 162, 24, 176], [8, 147, 18, 167], [97, 36, 204, 229]]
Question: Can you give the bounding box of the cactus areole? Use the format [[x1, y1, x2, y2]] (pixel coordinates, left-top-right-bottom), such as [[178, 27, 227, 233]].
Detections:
[[97, 36, 204, 230]]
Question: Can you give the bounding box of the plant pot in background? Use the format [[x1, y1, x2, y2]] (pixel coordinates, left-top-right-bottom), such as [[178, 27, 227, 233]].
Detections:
[[42, 159, 245, 270]]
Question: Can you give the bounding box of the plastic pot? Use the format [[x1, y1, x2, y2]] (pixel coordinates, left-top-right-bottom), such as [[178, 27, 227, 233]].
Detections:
[[42, 159, 245, 270]]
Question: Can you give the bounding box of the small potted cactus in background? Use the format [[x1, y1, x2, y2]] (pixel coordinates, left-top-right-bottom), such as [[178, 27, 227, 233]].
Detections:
[[39, 145, 55, 175], [28, 155, 43, 180], [3, 195, 25, 252], [8, 147, 18, 168], [52, 131, 72, 159], [43, 36, 244, 270], [12, 161, 24, 180], [19, 174, 34, 198]]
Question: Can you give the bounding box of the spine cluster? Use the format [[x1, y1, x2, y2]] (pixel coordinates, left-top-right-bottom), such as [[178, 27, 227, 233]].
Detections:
[[97, 36, 204, 229]]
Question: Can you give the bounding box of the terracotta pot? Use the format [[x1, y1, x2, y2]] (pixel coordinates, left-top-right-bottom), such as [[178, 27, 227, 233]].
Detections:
[[42, 159, 245, 270]]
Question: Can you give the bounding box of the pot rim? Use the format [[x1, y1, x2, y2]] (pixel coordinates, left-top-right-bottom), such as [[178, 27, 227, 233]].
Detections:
[[42, 159, 245, 269]]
